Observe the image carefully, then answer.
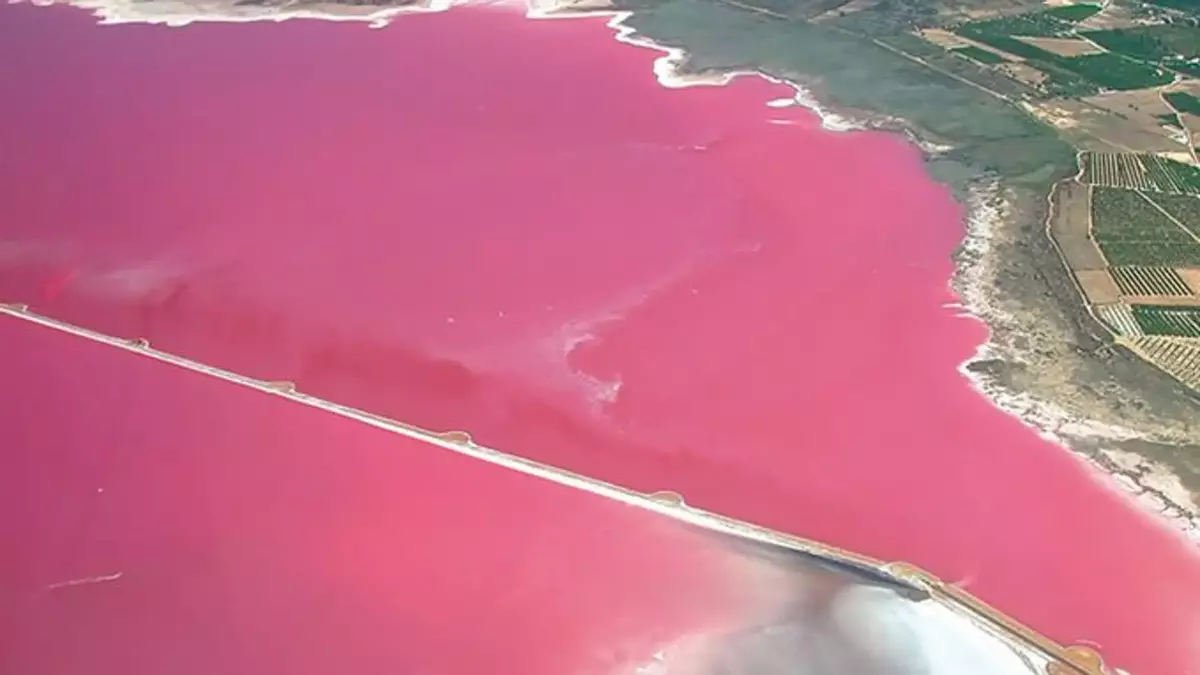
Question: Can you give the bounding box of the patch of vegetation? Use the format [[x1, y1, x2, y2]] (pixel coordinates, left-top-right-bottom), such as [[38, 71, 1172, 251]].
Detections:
[[957, 29, 1172, 92], [957, 13, 1074, 39], [1145, 155, 1200, 195], [1060, 53, 1174, 91], [1099, 240, 1200, 266], [1157, 112, 1182, 128], [1092, 187, 1200, 265], [1140, 0, 1200, 16], [1112, 266, 1193, 296], [1146, 191, 1200, 238], [1132, 305, 1200, 337], [618, 0, 1076, 190], [1043, 3, 1103, 22], [951, 45, 1006, 65], [1092, 187, 1194, 241], [1082, 24, 1200, 76], [1166, 91, 1200, 115]]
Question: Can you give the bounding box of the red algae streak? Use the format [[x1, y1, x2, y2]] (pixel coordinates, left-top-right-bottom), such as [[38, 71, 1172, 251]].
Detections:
[[0, 314, 759, 675], [1, 3, 1199, 674]]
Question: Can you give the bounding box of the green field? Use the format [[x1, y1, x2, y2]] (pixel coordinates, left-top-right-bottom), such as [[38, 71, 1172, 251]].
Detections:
[[1092, 187, 1200, 266], [957, 27, 1172, 92], [1082, 24, 1200, 77], [1092, 187, 1192, 240], [957, 14, 1074, 40], [1084, 153, 1200, 195], [1043, 3, 1102, 22], [951, 45, 1007, 65], [1146, 192, 1200, 239], [1166, 91, 1200, 116], [1132, 305, 1200, 337]]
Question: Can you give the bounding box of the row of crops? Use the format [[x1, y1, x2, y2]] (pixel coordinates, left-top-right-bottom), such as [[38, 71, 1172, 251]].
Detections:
[[1097, 303, 1143, 337], [1147, 192, 1200, 239], [1132, 304, 1200, 337], [1090, 187, 1200, 266], [1131, 336, 1200, 390], [1080, 153, 1200, 195], [1111, 266, 1193, 296], [1098, 303, 1200, 338]]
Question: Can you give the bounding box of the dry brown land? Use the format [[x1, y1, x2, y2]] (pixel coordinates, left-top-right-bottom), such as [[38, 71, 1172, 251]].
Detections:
[[1121, 295, 1200, 307], [1033, 98, 1185, 154], [1049, 181, 1107, 270], [1001, 62, 1048, 86], [1016, 36, 1104, 57], [1181, 269, 1200, 295], [1075, 269, 1121, 304], [1076, 4, 1141, 30]]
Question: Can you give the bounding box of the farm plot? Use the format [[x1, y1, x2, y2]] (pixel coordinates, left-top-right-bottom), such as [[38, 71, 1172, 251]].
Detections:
[[957, 14, 1075, 40], [1091, 187, 1200, 265], [951, 46, 1007, 65], [1110, 266, 1194, 296], [1080, 153, 1153, 190], [1143, 155, 1200, 195], [1131, 336, 1200, 390], [1096, 303, 1143, 336], [1146, 191, 1200, 239], [1043, 4, 1103, 22], [1084, 153, 1200, 195], [1165, 92, 1200, 116], [1132, 304, 1200, 337]]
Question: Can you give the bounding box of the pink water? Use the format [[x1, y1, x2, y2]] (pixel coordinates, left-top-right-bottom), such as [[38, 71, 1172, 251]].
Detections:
[[0, 315, 758, 675], [1, 3, 1199, 674]]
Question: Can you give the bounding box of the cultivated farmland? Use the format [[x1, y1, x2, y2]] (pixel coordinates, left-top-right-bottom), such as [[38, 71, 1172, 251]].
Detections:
[[1091, 186, 1200, 266], [1081, 152, 1200, 195], [1165, 91, 1200, 116], [1130, 336, 1200, 389], [1110, 266, 1194, 296], [1097, 303, 1144, 337], [952, 46, 1007, 65], [1144, 192, 1200, 239], [1132, 304, 1200, 337]]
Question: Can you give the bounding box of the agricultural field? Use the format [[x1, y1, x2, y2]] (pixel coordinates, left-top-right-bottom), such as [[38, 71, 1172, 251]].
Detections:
[[1165, 91, 1200, 116], [952, 45, 1007, 65], [1090, 186, 1200, 266], [1081, 24, 1200, 77], [1042, 3, 1102, 23], [1144, 191, 1200, 239], [1131, 304, 1200, 337], [1096, 303, 1143, 337], [1130, 336, 1200, 389], [957, 14, 1076, 40], [1110, 266, 1194, 296], [1081, 152, 1200, 195]]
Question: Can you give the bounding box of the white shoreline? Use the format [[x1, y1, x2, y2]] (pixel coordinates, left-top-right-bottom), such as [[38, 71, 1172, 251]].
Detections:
[[953, 182, 1200, 545]]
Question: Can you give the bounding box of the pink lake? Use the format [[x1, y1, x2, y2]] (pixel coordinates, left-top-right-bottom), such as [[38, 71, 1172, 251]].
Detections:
[[1, 3, 1199, 674]]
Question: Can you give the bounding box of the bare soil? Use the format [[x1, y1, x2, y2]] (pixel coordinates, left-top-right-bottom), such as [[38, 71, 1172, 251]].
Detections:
[[1049, 181, 1106, 270], [1038, 97, 1185, 155], [1121, 295, 1200, 307], [1076, 269, 1121, 304], [1180, 268, 1200, 294]]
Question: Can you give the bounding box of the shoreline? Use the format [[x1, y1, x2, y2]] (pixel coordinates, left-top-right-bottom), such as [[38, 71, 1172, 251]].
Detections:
[[9, 0, 1200, 544]]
